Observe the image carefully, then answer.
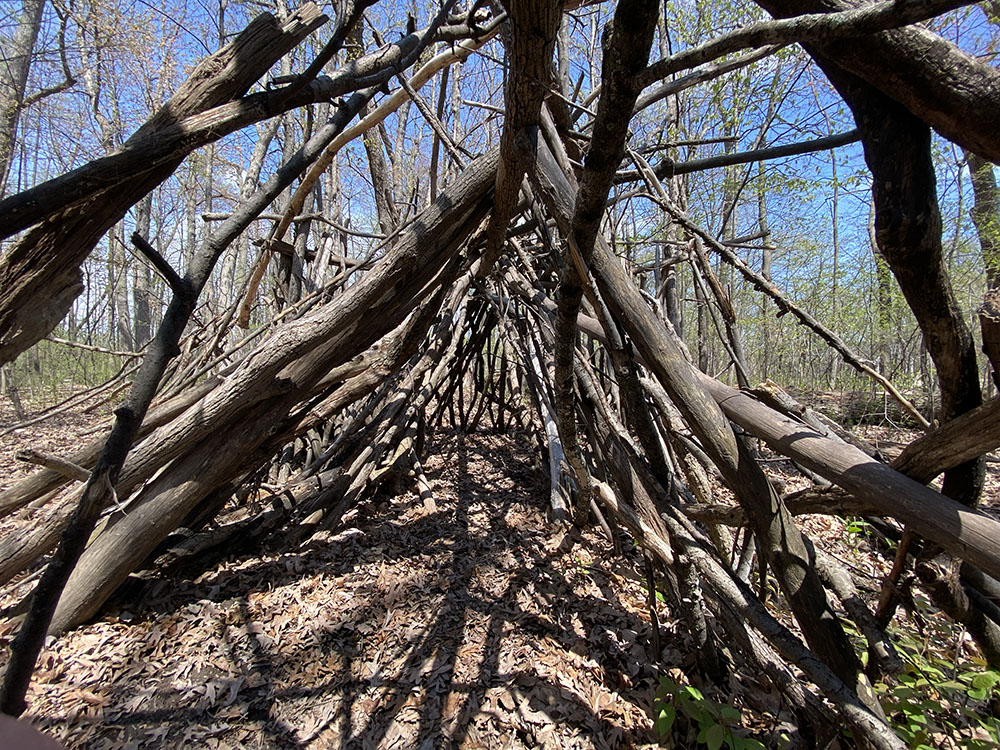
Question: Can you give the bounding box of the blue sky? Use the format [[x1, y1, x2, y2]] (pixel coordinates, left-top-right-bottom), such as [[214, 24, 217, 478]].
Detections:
[[2, 0, 996, 362]]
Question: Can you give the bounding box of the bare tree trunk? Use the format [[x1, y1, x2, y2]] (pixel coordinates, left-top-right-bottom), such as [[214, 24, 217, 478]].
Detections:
[[0, 364, 25, 419], [0, 0, 45, 194], [110, 225, 134, 351], [968, 153, 1000, 387], [132, 197, 153, 348], [479, 0, 562, 273], [868, 201, 893, 374], [362, 96, 399, 232]]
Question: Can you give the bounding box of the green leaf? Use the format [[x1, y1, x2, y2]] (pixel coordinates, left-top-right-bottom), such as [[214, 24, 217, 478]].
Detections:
[[936, 680, 966, 691], [684, 686, 705, 702], [705, 723, 726, 750], [720, 705, 741, 722], [655, 704, 676, 736], [972, 672, 1000, 691]]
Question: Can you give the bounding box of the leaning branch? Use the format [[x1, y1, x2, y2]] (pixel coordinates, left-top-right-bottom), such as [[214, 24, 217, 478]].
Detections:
[[236, 15, 501, 328], [15, 450, 89, 482], [614, 129, 860, 184], [551, 0, 659, 523], [891, 396, 1000, 483], [0, 8, 329, 241], [640, 0, 974, 87], [0, 7, 368, 715], [0, 11, 505, 242]]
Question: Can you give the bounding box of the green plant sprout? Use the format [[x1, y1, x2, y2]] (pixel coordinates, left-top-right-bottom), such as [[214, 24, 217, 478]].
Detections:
[[654, 675, 766, 750], [874, 592, 1000, 749]]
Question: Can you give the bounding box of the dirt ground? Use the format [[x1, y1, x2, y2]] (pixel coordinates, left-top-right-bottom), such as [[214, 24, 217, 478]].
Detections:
[[1, 392, 998, 749], [0, 407, 668, 749]]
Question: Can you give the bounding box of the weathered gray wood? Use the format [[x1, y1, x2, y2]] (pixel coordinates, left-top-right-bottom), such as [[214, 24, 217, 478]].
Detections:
[[479, 0, 562, 272], [551, 0, 659, 523], [891, 396, 1000, 483], [533, 132, 878, 708], [699, 374, 1000, 582], [0, 9, 501, 242], [0, 6, 327, 367], [45, 148, 498, 634]]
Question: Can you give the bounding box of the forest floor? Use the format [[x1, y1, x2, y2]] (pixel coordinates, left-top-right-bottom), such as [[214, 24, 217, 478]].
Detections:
[[1, 394, 998, 749], [0, 399, 669, 749]]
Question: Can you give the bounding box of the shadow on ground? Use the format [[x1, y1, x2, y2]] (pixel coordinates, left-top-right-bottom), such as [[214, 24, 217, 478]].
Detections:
[[21, 430, 664, 749]]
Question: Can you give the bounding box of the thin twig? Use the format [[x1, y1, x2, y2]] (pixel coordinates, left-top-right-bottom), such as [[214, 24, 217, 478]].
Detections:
[[15, 450, 90, 482]]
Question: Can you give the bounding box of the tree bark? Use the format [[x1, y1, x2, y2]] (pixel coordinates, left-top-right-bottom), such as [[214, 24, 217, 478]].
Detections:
[[968, 153, 1000, 388], [533, 133, 882, 714], [0, 0, 45, 194], [697, 374, 1000, 583], [478, 0, 562, 273], [752, 0, 1000, 164], [551, 0, 659, 521]]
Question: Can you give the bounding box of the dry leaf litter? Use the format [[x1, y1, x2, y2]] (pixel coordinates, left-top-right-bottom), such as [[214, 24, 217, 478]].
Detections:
[[1, 403, 667, 749], [2, 396, 998, 749]]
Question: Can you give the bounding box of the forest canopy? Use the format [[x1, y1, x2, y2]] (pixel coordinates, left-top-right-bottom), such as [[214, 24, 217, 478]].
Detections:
[[1, 0, 1000, 746]]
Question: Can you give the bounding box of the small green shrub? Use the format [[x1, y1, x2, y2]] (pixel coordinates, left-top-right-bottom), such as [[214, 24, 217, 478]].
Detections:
[[877, 659, 1000, 748], [874, 593, 1000, 749], [653, 675, 765, 750]]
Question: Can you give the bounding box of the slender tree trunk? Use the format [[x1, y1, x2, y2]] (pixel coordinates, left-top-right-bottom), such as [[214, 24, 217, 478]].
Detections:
[[829, 145, 841, 389], [869, 201, 893, 374], [661, 94, 685, 336], [0, 364, 25, 419], [694, 267, 710, 372], [757, 170, 775, 379], [111, 224, 134, 351], [132, 197, 153, 348], [0, 0, 45, 195], [968, 153, 1000, 388]]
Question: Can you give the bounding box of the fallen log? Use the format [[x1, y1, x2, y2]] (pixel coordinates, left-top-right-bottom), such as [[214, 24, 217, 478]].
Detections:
[[698, 374, 1000, 582]]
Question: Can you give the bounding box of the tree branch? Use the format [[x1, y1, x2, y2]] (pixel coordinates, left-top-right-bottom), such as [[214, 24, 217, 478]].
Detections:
[[640, 0, 974, 87]]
